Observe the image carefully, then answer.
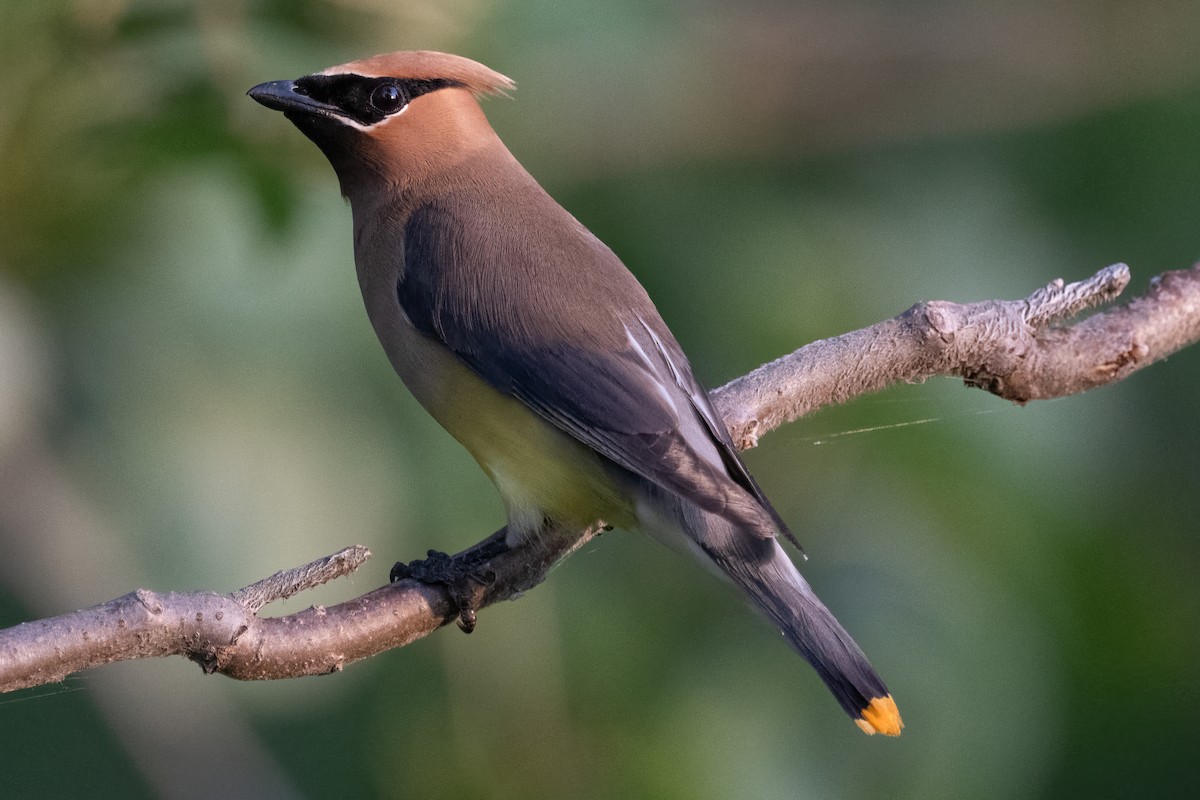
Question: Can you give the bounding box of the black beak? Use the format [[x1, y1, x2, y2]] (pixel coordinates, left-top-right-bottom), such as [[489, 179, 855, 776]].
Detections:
[[247, 80, 339, 118]]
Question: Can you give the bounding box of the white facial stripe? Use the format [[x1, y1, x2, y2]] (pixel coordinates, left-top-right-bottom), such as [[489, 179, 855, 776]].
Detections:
[[319, 66, 386, 78], [338, 116, 375, 132], [334, 102, 408, 133]]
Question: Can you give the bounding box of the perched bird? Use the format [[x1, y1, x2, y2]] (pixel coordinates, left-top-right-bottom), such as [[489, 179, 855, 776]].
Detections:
[[248, 51, 902, 736]]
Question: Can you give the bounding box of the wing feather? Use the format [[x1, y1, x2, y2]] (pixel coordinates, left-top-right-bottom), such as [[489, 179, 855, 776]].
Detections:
[[398, 197, 793, 540]]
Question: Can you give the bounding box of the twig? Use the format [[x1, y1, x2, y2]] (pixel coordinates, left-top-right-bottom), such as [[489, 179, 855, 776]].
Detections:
[[233, 545, 371, 612]]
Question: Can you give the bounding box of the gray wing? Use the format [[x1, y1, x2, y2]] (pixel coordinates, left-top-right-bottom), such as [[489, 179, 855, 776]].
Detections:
[[397, 199, 795, 542]]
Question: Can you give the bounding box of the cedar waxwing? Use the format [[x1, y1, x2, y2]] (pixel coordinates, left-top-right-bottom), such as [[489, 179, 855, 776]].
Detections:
[[248, 51, 902, 736]]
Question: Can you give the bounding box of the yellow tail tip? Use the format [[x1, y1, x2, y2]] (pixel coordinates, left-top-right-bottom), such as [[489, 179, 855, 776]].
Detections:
[[854, 695, 904, 737]]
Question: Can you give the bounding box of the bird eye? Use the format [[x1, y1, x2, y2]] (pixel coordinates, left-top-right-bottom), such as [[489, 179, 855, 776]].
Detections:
[[370, 82, 407, 114]]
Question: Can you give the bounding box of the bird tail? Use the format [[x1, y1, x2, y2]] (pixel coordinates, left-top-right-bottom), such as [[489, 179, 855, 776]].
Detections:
[[695, 515, 903, 736]]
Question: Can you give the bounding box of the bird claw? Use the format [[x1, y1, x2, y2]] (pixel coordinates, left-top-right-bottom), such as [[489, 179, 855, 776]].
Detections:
[[390, 547, 502, 633]]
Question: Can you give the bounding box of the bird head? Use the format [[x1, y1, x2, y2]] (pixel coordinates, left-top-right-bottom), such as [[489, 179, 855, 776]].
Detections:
[[248, 51, 514, 199]]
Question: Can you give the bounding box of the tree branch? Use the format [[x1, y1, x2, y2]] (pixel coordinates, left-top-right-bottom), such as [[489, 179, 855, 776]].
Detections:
[[3, 262, 1198, 693]]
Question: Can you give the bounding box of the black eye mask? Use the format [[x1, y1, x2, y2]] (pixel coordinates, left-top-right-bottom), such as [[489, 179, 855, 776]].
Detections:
[[293, 74, 462, 126]]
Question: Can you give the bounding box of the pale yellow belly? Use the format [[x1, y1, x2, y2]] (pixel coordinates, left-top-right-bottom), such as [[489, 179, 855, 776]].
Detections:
[[384, 311, 634, 536]]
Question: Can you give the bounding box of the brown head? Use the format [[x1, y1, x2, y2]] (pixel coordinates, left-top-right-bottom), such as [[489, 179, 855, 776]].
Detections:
[[248, 51, 514, 200]]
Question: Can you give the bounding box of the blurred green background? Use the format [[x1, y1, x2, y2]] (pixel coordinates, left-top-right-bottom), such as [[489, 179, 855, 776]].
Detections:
[[2, 1, 1198, 798]]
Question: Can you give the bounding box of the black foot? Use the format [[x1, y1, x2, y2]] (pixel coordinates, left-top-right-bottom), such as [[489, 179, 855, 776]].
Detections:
[[390, 540, 508, 633]]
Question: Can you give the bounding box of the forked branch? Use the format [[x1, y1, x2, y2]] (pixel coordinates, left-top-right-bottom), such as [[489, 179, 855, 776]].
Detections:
[[2, 262, 1198, 692]]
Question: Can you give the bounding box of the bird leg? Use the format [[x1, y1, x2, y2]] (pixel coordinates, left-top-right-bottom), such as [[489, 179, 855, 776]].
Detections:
[[389, 531, 510, 633]]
